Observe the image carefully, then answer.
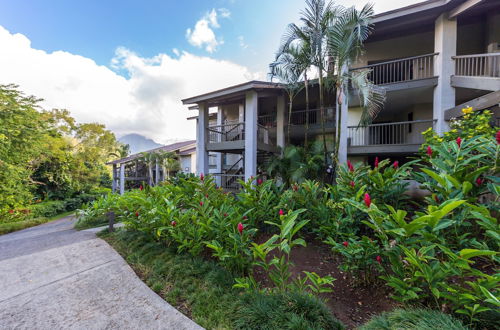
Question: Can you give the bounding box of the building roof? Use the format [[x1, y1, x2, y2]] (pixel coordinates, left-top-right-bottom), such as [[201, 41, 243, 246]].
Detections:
[[181, 80, 281, 105], [107, 140, 196, 165], [179, 147, 196, 156]]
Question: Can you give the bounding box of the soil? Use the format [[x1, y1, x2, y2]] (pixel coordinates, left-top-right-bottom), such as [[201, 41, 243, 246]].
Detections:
[[253, 234, 398, 329]]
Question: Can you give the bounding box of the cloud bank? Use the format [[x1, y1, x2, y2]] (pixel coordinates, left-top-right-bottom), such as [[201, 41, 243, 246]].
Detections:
[[186, 8, 229, 53], [0, 25, 262, 143]]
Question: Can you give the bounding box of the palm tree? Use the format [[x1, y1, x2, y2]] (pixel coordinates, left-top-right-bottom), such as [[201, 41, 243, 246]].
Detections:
[[269, 50, 304, 145], [326, 4, 385, 167], [277, 0, 334, 164], [139, 152, 157, 186], [157, 151, 180, 179], [109, 143, 130, 159]]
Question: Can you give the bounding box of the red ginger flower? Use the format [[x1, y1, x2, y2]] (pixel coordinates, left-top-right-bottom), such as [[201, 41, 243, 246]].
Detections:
[[476, 177, 484, 186], [292, 184, 298, 192], [171, 221, 176, 227], [243, 215, 247, 220], [364, 193, 371, 208], [393, 161, 399, 169], [279, 209, 284, 216], [200, 173, 204, 181], [456, 137, 462, 147], [8, 209, 14, 214], [199, 201, 203, 206], [135, 211, 139, 217], [374, 157, 379, 168], [426, 146, 432, 157], [237, 222, 244, 235], [224, 213, 228, 217], [376, 255, 382, 264], [342, 241, 349, 247], [496, 130, 500, 145], [347, 160, 354, 172], [257, 178, 263, 185], [139, 185, 143, 191], [350, 181, 355, 188]]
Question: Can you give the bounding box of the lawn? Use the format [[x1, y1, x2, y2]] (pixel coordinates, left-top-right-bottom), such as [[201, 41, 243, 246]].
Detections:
[[0, 211, 74, 235]]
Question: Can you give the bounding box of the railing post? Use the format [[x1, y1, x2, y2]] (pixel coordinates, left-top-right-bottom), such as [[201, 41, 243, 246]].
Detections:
[[107, 211, 115, 232]]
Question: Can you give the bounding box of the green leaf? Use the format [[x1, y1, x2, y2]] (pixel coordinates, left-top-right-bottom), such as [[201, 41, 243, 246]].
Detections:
[[459, 249, 497, 260]]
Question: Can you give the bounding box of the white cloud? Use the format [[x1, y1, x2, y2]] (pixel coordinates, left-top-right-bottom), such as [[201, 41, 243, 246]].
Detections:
[[238, 36, 249, 49], [185, 8, 230, 53], [0, 25, 262, 144]]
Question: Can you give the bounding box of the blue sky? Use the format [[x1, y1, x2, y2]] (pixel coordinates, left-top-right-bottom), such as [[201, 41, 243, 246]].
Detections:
[[0, 0, 421, 143]]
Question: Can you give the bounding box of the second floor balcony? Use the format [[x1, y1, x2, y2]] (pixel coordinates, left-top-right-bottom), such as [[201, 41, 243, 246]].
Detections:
[[207, 122, 276, 153]]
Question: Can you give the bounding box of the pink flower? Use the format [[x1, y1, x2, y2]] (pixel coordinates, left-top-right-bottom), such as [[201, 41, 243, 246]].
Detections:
[[135, 211, 139, 217], [376, 255, 382, 264], [237, 222, 244, 235], [496, 130, 500, 145], [342, 241, 349, 247], [350, 181, 355, 188], [426, 146, 432, 157], [200, 173, 204, 181], [456, 137, 462, 147], [199, 201, 203, 206], [139, 185, 143, 191], [257, 178, 263, 185], [393, 161, 399, 169], [476, 177, 484, 186], [364, 193, 371, 208], [279, 209, 284, 216], [243, 215, 247, 220], [171, 221, 176, 227], [224, 213, 228, 217], [374, 157, 379, 168], [347, 160, 354, 172]]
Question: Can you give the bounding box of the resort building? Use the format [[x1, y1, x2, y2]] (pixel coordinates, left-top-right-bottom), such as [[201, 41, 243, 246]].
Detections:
[[182, 0, 500, 190], [109, 140, 196, 194]]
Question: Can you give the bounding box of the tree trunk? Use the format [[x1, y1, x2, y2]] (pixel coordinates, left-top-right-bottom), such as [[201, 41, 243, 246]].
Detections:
[[318, 72, 328, 166], [287, 95, 293, 144], [304, 72, 310, 150]]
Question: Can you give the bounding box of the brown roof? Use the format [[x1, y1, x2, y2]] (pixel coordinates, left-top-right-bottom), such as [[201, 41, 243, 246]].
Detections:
[[107, 140, 196, 165], [179, 147, 196, 156]]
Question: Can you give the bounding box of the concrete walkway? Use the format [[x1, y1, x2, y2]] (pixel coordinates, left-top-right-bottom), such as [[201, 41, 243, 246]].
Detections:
[[0, 216, 203, 330]]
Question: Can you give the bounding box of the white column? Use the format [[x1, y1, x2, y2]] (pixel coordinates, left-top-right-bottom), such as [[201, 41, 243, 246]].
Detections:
[[112, 164, 117, 193], [245, 91, 258, 181], [155, 159, 160, 185], [215, 106, 224, 186], [119, 163, 125, 195], [337, 65, 349, 164], [433, 13, 456, 134], [196, 102, 209, 176], [276, 94, 285, 151]]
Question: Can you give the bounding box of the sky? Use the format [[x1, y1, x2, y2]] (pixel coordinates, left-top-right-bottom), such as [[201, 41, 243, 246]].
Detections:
[[0, 0, 423, 143]]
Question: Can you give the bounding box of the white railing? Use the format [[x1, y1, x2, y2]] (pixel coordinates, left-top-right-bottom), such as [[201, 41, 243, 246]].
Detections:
[[257, 124, 271, 144], [348, 120, 435, 146], [351, 53, 438, 85], [208, 122, 244, 143], [453, 53, 500, 78]]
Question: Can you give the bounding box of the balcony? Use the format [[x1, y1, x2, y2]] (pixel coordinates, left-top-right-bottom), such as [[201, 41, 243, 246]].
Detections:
[[207, 122, 277, 153], [351, 53, 438, 91], [451, 53, 500, 91], [347, 119, 435, 155], [258, 108, 334, 129]]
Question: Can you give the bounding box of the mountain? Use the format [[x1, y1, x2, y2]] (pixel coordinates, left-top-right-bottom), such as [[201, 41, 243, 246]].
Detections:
[[118, 133, 163, 154]]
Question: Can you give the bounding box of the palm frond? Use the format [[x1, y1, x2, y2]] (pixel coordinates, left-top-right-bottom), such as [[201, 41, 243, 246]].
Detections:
[[349, 69, 386, 125]]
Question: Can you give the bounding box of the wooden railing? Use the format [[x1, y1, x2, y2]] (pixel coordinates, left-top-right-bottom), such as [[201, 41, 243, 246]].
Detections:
[[453, 53, 500, 78], [208, 122, 244, 143], [348, 120, 435, 146], [351, 53, 438, 85]]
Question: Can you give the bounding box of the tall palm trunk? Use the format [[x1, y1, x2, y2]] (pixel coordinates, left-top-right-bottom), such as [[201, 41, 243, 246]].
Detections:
[[304, 72, 310, 150], [287, 96, 293, 144], [318, 70, 328, 165]]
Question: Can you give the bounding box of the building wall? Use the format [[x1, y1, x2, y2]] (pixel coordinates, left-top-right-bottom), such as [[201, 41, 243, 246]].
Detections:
[[180, 155, 193, 173]]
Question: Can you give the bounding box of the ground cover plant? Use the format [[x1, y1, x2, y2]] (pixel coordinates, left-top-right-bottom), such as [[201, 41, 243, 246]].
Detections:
[[81, 108, 499, 329]]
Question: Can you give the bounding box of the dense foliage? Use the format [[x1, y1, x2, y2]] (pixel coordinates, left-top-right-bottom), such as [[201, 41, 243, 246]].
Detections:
[[0, 84, 121, 216], [80, 108, 499, 328]]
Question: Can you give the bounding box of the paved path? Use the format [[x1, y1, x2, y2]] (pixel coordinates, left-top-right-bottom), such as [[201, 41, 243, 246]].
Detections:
[[0, 216, 203, 330]]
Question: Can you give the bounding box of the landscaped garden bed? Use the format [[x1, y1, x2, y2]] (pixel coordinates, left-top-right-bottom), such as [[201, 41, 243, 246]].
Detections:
[[80, 109, 498, 329]]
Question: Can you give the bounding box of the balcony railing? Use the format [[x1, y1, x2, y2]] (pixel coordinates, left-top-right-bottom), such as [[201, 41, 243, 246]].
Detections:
[[258, 108, 334, 128], [351, 53, 438, 85], [212, 174, 244, 192], [257, 124, 271, 144], [348, 120, 435, 147], [453, 53, 500, 78], [208, 122, 244, 143]]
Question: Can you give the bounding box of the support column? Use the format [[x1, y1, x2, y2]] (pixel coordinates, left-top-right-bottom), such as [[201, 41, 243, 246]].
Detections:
[[119, 163, 125, 195], [433, 13, 456, 134], [276, 93, 285, 152], [196, 102, 209, 176], [215, 107, 224, 186], [245, 91, 258, 181], [112, 164, 117, 193], [155, 159, 160, 185]]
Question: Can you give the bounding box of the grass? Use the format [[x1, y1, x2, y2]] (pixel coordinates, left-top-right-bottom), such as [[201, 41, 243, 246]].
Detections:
[[360, 308, 468, 330], [74, 214, 108, 230], [100, 229, 344, 330], [0, 211, 74, 235]]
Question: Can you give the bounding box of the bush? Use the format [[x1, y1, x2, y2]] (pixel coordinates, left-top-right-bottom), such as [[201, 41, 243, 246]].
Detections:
[[360, 308, 468, 330], [234, 292, 344, 330], [28, 200, 67, 218]]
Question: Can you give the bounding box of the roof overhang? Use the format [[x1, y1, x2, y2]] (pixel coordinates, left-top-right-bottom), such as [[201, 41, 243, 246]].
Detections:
[[181, 80, 282, 106]]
